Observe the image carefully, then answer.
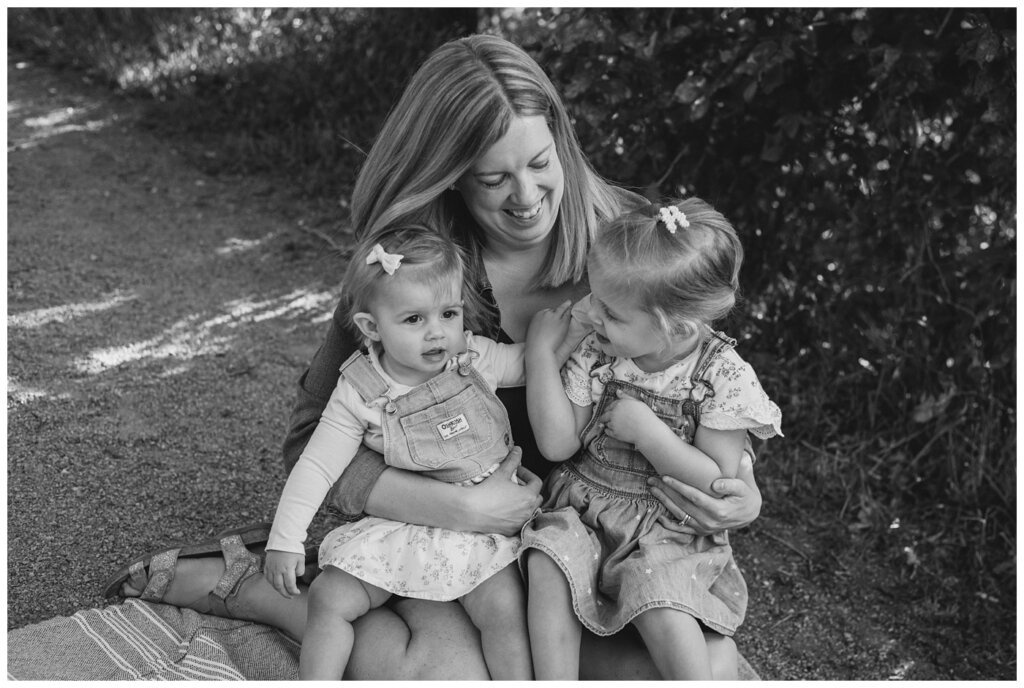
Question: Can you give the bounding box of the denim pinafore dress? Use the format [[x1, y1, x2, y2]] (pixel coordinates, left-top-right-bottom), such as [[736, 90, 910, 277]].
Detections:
[[520, 331, 748, 637], [318, 348, 521, 601]]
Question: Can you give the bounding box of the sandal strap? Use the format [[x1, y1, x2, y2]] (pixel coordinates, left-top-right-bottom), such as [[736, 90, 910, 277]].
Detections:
[[137, 548, 181, 602], [206, 534, 262, 617]]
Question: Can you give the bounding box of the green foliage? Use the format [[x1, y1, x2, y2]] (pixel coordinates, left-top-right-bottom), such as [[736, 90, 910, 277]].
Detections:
[[9, 7, 1015, 594]]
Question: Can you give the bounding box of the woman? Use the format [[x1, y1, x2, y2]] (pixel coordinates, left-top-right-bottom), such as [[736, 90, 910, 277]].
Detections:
[[110, 34, 762, 679]]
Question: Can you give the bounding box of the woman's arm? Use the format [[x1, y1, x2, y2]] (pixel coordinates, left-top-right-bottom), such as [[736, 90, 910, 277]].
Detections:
[[363, 447, 543, 537], [647, 450, 762, 534]]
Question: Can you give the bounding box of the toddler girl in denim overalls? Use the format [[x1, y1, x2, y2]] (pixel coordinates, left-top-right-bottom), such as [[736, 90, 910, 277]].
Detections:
[[264, 225, 532, 680], [522, 197, 782, 679]]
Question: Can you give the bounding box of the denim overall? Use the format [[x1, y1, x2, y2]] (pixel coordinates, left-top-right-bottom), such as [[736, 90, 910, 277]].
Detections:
[[520, 330, 748, 636], [317, 348, 521, 601], [338, 348, 515, 483]]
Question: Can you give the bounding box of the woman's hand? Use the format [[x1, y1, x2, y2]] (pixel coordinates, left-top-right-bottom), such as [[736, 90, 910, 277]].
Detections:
[[461, 446, 544, 537], [647, 451, 762, 534]]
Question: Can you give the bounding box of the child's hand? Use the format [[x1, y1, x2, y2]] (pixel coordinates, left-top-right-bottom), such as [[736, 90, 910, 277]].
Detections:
[[264, 549, 306, 598], [526, 300, 573, 355], [554, 306, 592, 366], [599, 390, 658, 445]]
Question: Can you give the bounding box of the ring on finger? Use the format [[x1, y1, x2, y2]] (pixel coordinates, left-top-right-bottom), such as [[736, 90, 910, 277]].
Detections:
[[678, 513, 691, 527]]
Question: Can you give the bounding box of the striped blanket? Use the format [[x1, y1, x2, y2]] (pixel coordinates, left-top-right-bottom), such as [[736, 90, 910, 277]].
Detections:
[[8, 600, 759, 680], [7, 600, 301, 680]]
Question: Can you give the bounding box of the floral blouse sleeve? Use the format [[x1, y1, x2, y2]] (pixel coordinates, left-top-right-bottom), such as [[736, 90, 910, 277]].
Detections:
[[561, 333, 604, 407], [702, 348, 783, 440]]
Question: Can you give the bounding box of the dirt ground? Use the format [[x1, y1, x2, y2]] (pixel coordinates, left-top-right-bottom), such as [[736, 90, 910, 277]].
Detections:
[[6, 53, 1014, 680]]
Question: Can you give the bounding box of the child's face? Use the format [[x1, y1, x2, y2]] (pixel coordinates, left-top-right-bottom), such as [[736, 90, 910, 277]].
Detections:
[[586, 260, 674, 373], [357, 268, 467, 386]]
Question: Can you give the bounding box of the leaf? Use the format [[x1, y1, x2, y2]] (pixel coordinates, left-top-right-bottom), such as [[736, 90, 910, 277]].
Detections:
[[760, 131, 784, 162], [664, 25, 693, 45], [976, 30, 1000, 63], [690, 96, 711, 121], [911, 387, 957, 423], [852, 22, 871, 46], [673, 75, 706, 104], [563, 73, 593, 100], [618, 31, 644, 50], [779, 113, 802, 138], [883, 45, 902, 70], [743, 80, 758, 102]]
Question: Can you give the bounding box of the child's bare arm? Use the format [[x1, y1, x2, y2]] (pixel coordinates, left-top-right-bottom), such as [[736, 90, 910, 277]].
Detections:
[[692, 426, 746, 481], [599, 391, 745, 494], [526, 302, 586, 461]]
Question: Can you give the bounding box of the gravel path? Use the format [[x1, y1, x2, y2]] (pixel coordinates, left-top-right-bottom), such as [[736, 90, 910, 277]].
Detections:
[[8, 53, 342, 630]]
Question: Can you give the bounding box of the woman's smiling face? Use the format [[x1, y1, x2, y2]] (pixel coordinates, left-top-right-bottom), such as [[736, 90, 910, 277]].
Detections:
[[456, 115, 565, 252]]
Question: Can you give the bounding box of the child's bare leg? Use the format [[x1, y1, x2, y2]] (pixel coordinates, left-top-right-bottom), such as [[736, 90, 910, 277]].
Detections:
[[526, 550, 581, 679], [707, 632, 739, 679], [632, 607, 712, 679], [459, 564, 532, 679], [300, 566, 390, 680]]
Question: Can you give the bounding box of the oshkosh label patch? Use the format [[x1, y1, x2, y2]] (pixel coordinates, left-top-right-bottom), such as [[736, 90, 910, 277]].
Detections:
[[437, 413, 469, 440]]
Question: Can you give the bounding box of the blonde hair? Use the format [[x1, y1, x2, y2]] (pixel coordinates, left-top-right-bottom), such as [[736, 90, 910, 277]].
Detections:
[[591, 197, 743, 336], [350, 34, 642, 289], [342, 224, 468, 339]]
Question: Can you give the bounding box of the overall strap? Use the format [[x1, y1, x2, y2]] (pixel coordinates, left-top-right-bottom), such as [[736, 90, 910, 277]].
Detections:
[[575, 347, 617, 449], [338, 350, 390, 404], [685, 330, 737, 426], [693, 329, 737, 381]]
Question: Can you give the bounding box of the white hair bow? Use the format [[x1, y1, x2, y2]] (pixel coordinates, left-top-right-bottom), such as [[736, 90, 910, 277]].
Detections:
[[658, 205, 690, 234], [366, 244, 404, 275]]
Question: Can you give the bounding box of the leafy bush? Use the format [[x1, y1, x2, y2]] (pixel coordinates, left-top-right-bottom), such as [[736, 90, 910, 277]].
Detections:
[[9, 8, 479, 194], [9, 7, 1015, 596], [505, 7, 1015, 593]]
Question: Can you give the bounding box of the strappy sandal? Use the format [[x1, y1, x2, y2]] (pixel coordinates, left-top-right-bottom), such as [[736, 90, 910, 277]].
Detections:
[[101, 523, 318, 616]]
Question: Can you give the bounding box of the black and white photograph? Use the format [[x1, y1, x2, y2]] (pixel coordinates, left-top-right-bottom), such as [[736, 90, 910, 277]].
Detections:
[[7, 7, 1015, 680]]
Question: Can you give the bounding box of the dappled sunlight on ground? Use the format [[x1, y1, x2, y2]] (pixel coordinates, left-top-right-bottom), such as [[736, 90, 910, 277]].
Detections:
[[8, 292, 137, 329], [215, 233, 277, 256], [8, 104, 115, 151], [8, 60, 115, 151], [71, 288, 337, 375], [24, 102, 98, 128], [221, 289, 336, 324], [7, 381, 71, 405]]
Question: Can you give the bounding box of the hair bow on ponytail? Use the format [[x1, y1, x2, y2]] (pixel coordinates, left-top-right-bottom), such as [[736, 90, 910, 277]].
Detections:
[[657, 205, 690, 234], [640, 203, 691, 234], [366, 244, 404, 275]]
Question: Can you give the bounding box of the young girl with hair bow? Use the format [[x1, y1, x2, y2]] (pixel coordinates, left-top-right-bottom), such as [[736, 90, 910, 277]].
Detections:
[[522, 197, 783, 679], [264, 225, 532, 680]]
